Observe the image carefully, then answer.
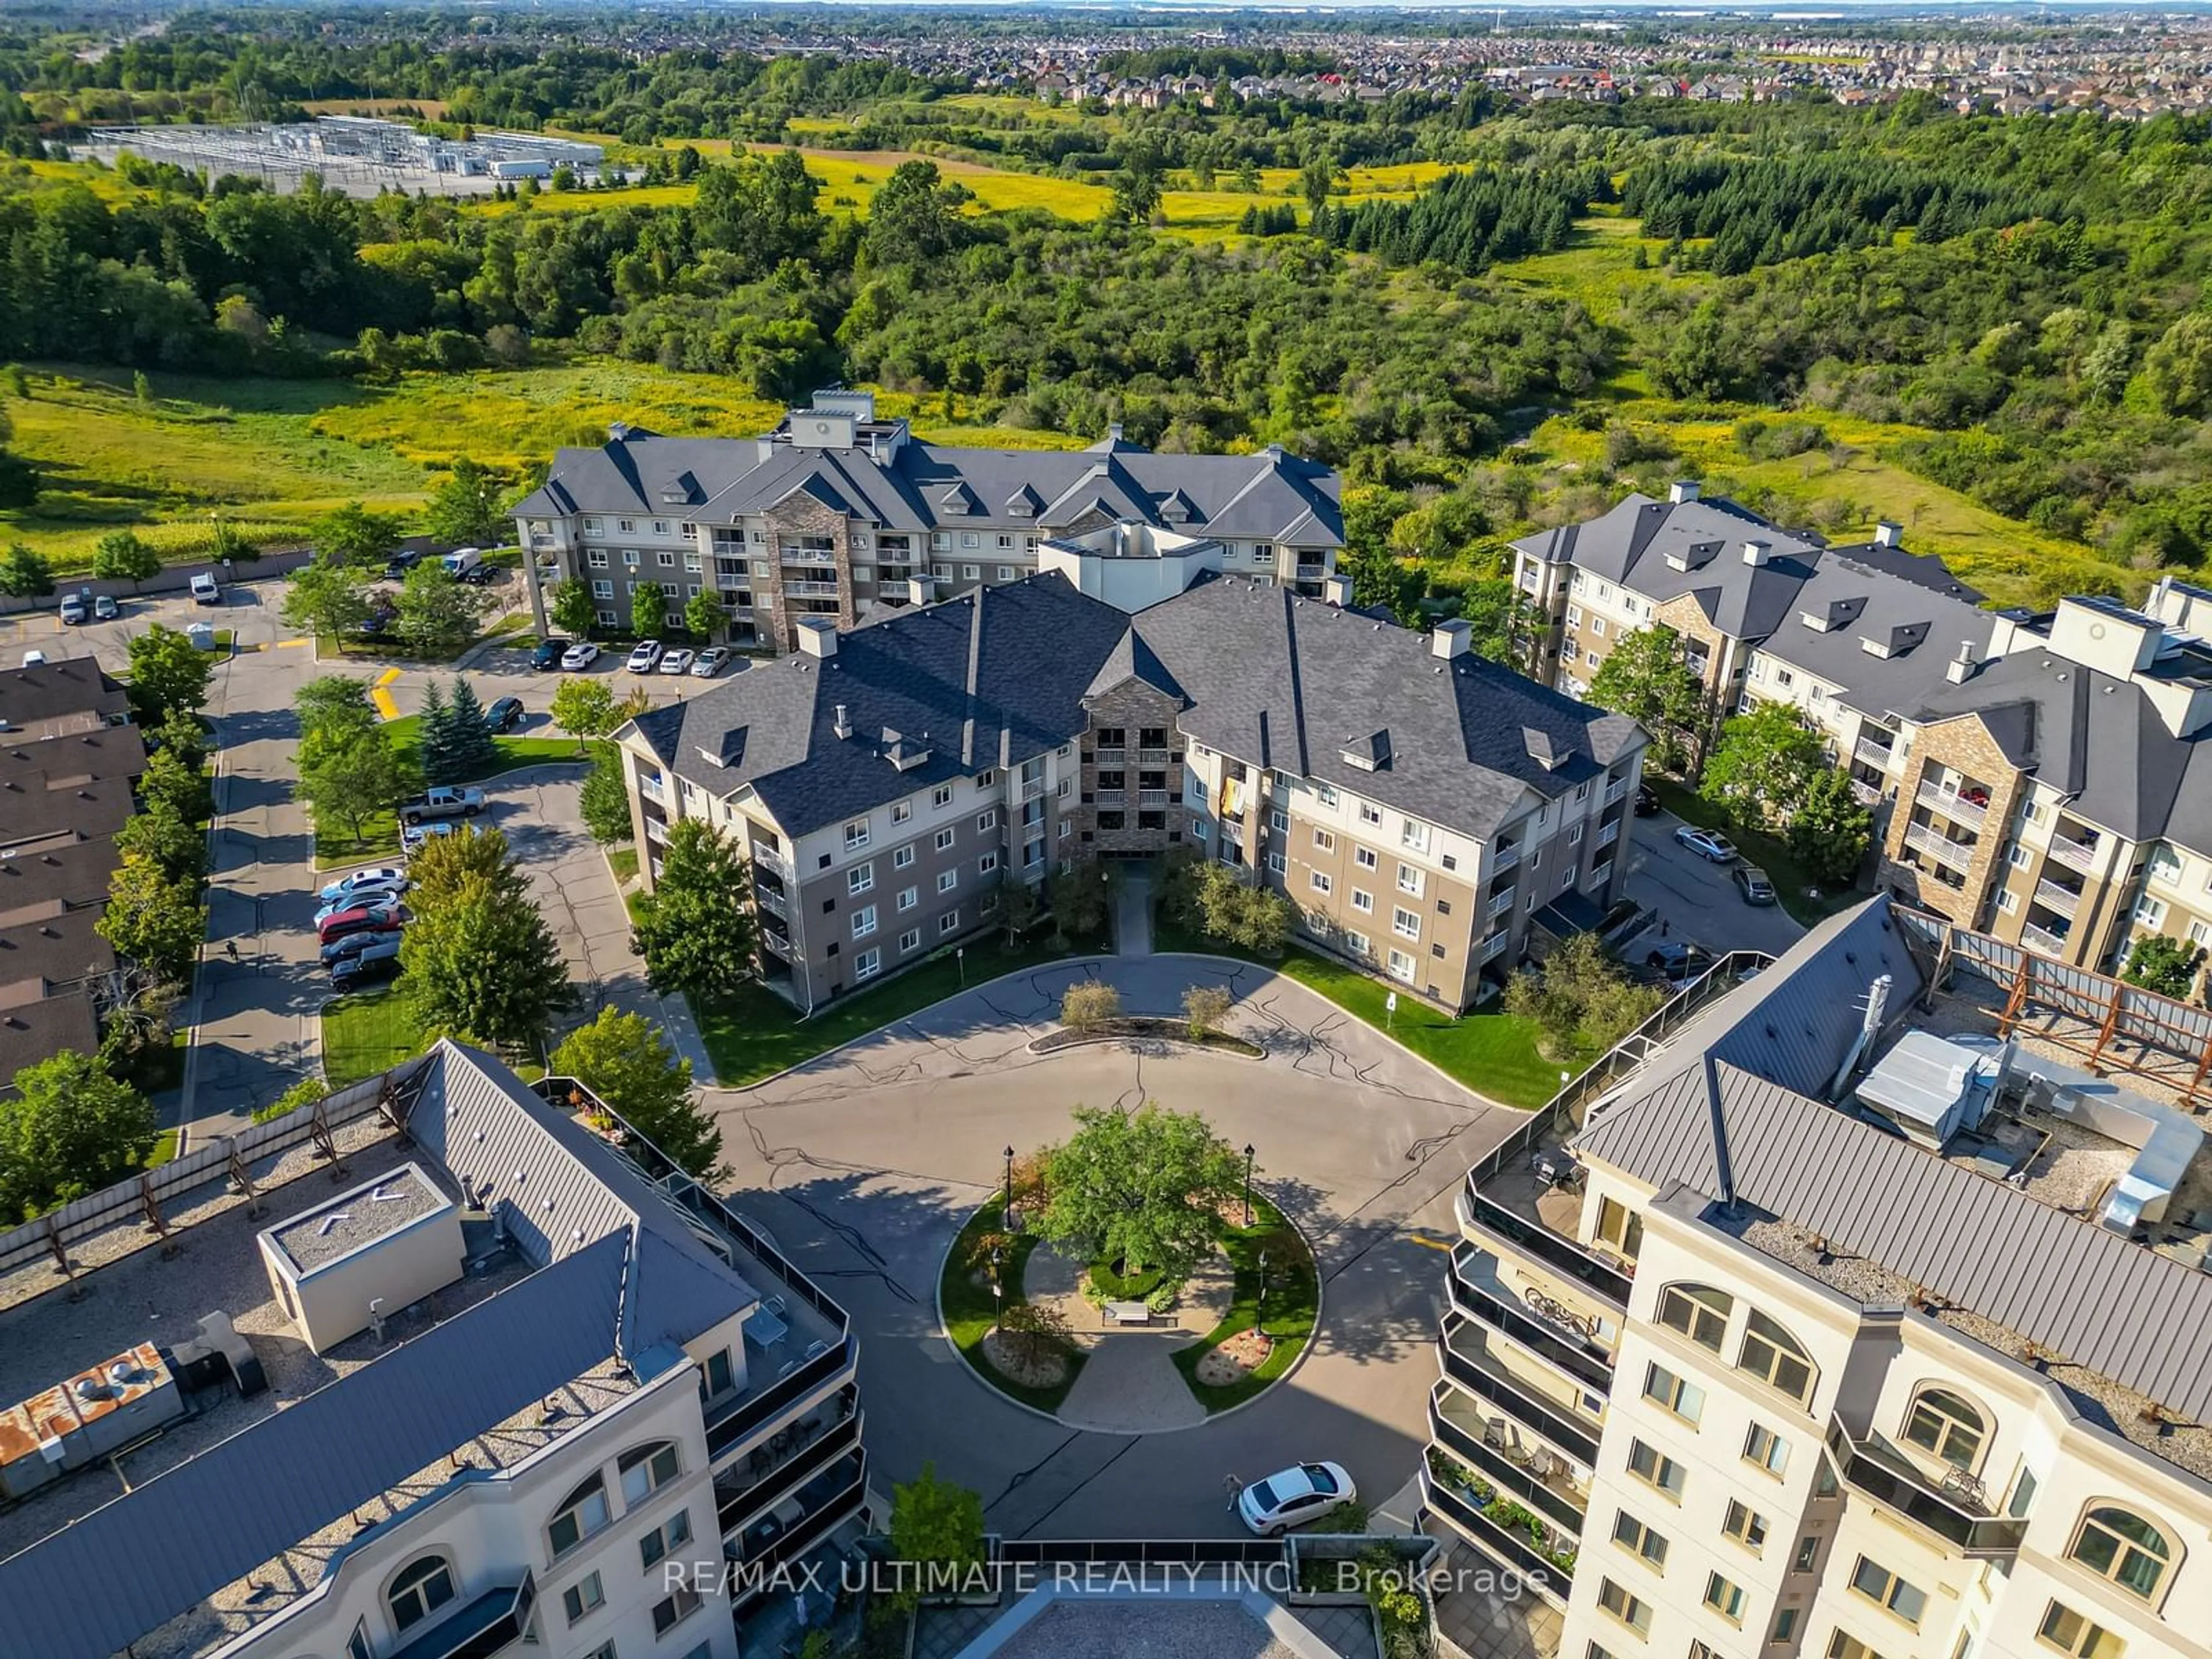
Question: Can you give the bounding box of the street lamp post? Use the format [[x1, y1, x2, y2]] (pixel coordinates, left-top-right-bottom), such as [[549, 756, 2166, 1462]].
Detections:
[[1257, 1249, 1268, 1340], [1243, 1143, 1255, 1228], [957, 946, 966, 988], [1003, 1144, 1016, 1228]]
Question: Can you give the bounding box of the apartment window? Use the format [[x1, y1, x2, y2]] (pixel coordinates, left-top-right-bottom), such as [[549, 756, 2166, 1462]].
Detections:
[[1355, 846, 1377, 870], [1566, 605, 1583, 626], [1252, 543, 1275, 566], [962, 563, 981, 579], [1359, 802, 1382, 825], [940, 910, 960, 934], [851, 904, 877, 940], [1772, 1609, 1801, 1645], [935, 828, 957, 854], [592, 578, 614, 599], [1586, 649, 1601, 668], [1401, 819, 1431, 853], [1345, 930, 1370, 956], [2039, 1603, 2123, 1659], [1386, 949, 1416, 983], [896, 885, 918, 913], [1597, 1578, 1651, 1637], [854, 946, 881, 980], [1828, 1635, 1888, 1659], [702, 1347, 734, 1397], [1793, 1537, 1820, 1572], [932, 563, 952, 579], [978, 851, 999, 875], [1723, 1499, 1769, 1554], [1744, 1423, 1790, 1477], [623, 548, 640, 567], [1612, 1510, 1669, 1570], [2136, 895, 2168, 927], [1902, 1388, 1986, 1469], [1705, 1572, 1749, 1625], [1588, 1647, 1616, 1659], [619, 1442, 680, 1505], [2069, 1506, 2170, 1599], [891, 801, 912, 824], [899, 927, 921, 952], [848, 863, 875, 895], [1569, 821, 1584, 846], [973, 810, 999, 836], [1313, 828, 1336, 853], [933, 783, 955, 809], [638, 1509, 694, 1570], [657, 550, 676, 567], [1642, 1361, 1705, 1425], [388, 1556, 456, 1631], [348, 1621, 373, 1659], [1311, 872, 1333, 895], [1627, 1438, 1684, 1498], [1998, 890, 2018, 914], [1850, 1559, 1926, 1627], [1594, 1196, 1643, 1259], [1656, 1283, 1732, 1351], [843, 819, 871, 851], [653, 1587, 702, 1635], [589, 547, 609, 569], [978, 770, 998, 788], [1591, 615, 1608, 636], [1267, 851, 1286, 874], [997, 565, 1017, 581], [894, 844, 916, 870], [563, 1571, 605, 1624], [548, 1473, 611, 1557], [938, 869, 959, 893], [1738, 1310, 1816, 1405], [1392, 907, 1421, 940], [1397, 865, 1424, 896]]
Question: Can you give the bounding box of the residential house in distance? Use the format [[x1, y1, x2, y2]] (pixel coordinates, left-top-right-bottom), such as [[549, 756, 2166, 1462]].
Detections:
[[0, 1041, 869, 1659], [614, 542, 1646, 1014], [1421, 897, 2212, 1659], [511, 390, 1343, 654]]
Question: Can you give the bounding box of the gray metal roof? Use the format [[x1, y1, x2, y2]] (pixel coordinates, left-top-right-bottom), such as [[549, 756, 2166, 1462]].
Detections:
[[1574, 897, 2212, 1427]]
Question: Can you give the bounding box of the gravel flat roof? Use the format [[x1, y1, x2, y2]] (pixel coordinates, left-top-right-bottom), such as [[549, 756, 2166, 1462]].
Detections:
[[266, 1163, 448, 1275]]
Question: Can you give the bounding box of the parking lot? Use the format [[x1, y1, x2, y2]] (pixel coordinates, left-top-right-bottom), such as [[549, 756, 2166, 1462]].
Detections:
[[1621, 806, 1810, 960]]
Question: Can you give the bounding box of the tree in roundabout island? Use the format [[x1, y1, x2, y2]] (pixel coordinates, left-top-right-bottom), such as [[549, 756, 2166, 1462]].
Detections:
[[1035, 1101, 1244, 1298]]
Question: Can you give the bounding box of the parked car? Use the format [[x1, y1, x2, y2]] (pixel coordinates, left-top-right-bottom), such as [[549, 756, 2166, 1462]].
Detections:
[[320, 927, 403, 967], [357, 601, 398, 637], [190, 573, 222, 605], [690, 646, 733, 678], [1647, 941, 1716, 980], [317, 903, 403, 944], [331, 938, 404, 990], [626, 640, 663, 674], [484, 696, 525, 734], [398, 785, 485, 825], [316, 885, 406, 924], [92, 594, 119, 622], [402, 821, 459, 855], [1634, 783, 1660, 817], [20, 649, 46, 667], [1673, 825, 1739, 864], [439, 547, 483, 581], [560, 641, 601, 671], [658, 647, 694, 676], [385, 548, 424, 578], [320, 866, 408, 904], [530, 637, 569, 670], [1237, 1463, 1356, 1537], [1734, 864, 1777, 906], [58, 592, 86, 626]]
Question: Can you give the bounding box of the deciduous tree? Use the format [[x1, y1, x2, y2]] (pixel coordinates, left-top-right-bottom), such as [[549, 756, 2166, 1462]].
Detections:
[[281, 557, 374, 640], [887, 1464, 985, 1612], [97, 854, 205, 987], [0, 1051, 158, 1220], [117, 796, 204, 881], [683, 589, 724, 642], [550, 578, 597, 640], [579, 744, 634, 844], [551, 1007, 725, 1180], [400, 838, 570, 1052], [125, 625, 214, 726], [2123, 933, 2205, 999], [0, 543, 53, 598], [395, 560, 487, 654], [299, 726, 413, 847], [422, 458, 510, 547], [1502, 932, 1661, 1060], [92, 529, 160, 590], [1060, 980, 1120, 1032], [1786, 769, 1874, 889], [1585, 624, 1706, 774], [1036, 1102, 1243, 1287], [315, 501, 404, 568], [1702, 702, 1824, 829], [631, 583, 668, 639], [1182, 983, 1232, 1040], [631, 819, 757, 1002], [550, 676, 617, 751], [295, 673, 377, 743]]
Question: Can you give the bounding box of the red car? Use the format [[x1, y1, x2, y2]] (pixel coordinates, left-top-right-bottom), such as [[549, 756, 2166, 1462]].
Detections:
[[316, 903, 404, 944]]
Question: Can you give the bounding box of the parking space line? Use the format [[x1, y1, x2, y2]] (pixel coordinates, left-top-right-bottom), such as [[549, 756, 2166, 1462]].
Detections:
[[371, 666, 403, 721], [276, 637, 311, 649]]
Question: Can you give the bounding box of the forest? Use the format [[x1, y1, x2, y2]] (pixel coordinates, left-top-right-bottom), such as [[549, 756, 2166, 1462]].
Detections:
[[3, 10, 2212, 608]]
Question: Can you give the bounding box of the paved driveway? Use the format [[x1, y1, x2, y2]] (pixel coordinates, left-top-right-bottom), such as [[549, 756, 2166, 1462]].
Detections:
[[710, 955, 1522, 1541], [1622, 809, 1808, 959]]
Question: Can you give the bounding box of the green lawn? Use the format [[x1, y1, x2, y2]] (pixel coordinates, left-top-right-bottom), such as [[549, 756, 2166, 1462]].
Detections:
[[379, 714, 585, 780], [608, 845, 639, 884], [1172, 1195, 1320, 1412], [321, 988, 420, 1085], [696, 934, 1079, 1086], [1647, 777, 1861, 929], [145, 1128, 179, 1169], [939, 1200, 1085, 1414], [1151, 918, 1582, 1110], [313, 811, 402, 870]]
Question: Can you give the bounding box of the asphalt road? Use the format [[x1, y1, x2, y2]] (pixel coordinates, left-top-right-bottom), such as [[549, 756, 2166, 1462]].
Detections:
[[1622, 808, 1810, 960]]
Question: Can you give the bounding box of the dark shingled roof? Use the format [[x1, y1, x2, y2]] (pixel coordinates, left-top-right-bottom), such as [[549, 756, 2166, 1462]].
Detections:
[[0, 835, 119, 925], [642, 573, 1642, 842], [0, 988, 97, 1082], [0, 725, 146, 790], [0, 906, 113, 992], [0, 775, 134, 847], [0, 656, 128, 740]]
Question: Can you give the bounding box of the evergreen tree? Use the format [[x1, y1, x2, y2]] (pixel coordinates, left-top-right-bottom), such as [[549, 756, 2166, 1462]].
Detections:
[[631, 820, 757, 1002], [444, 677, 499, 779], [418, 680, 457, 785], [579, 744, 635, 844]]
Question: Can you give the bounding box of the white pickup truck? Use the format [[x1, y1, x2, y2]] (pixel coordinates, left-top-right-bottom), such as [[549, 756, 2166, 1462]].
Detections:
[[397, 785, 486, 825]]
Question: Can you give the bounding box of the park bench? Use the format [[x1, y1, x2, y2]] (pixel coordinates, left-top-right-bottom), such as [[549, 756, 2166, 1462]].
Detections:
[[1102, 1301, 1153, 1326]]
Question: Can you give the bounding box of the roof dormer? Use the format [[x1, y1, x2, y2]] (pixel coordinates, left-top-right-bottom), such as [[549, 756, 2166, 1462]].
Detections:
[[938, 482, 982, 517], [1801, 597, 1866, 633], [1859, 621, 1931, 659], [1342, 729, 1392, 772]]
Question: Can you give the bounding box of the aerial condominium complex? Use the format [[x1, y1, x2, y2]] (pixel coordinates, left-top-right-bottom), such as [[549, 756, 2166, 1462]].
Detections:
[[613, 539, 1648, 1014], [512, 389, 1344, 655], [0, 1042, 866, 1659], [1518, 484, 2212, 989], [1422, 897, 2211, 1659]]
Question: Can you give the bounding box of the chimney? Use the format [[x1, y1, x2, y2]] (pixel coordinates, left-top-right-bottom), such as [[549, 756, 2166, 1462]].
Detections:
[[608, 422, 631, 442], [1874, 520, 1903, 548], [1742, 539, 1772, 567], [1669, 480, 1701, 505], [1107, 421, 1124, 442], [796, 618, 838, 660], [907, 575, 935, 607], [1431, 619, 1472, 660], [1945, 640, 1979, 684], [1264, 442, 1286, 463], [1323, 573, 1354, 608], [834, 703, 853, 740]]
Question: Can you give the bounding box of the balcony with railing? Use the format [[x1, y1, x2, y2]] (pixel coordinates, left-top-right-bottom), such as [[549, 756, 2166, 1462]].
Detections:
[[1138, 789, 1170, 808], [1854, 736, 1899, 771], [728, 1448, 869, 1571], [1916, 779, 1991, 830], [1488, 887, 1518, 918], [2033, 876, 2083, 918], [2021, 919, 2070, 959], [1482, 931, 1512, 961], [1430, 1383, 1587, 1535], [1851, 778, 1883, 806], [755, 885, 787, 919], [1437, 1319, 1601, 1468], [2049, 821, 2104, 870], [1093, 788, 1125, 806], [1449, 1241, 1613, 1393], [1090, 745, 1126, 766], [784, 579, 842, 600], [1459, 1172, 1632, 1313], [1492, 838, 1523, 873], [752, 845, 790, 881], [1418, 1463, 1575, 1603], [1596, 820, 1619, 850], [716, 1393, 862, 1536], [387, 1573, 537, 1659], [1138, 747, 1172, 765], [1825, 1418, 2027, 1558], [1603, 776, 1630, 806], [1903, 820, 1977, 873]]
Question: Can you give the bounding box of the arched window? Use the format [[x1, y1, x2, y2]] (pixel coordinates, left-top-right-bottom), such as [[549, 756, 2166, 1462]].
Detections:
[[548, 1471, 611, 1559], [2071, 1507, 2171, 1600], [619, 1440, 681, 1506], [387, 1556, 456, 1632], [1902, 1388, 1986, 1469], [1736, 1310, 1816, 1406], [1656, 1284, 1733, 1352]]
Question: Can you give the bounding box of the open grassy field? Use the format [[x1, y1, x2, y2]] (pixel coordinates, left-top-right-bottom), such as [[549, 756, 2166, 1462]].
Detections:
[[321, 988, 416, 1086]]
